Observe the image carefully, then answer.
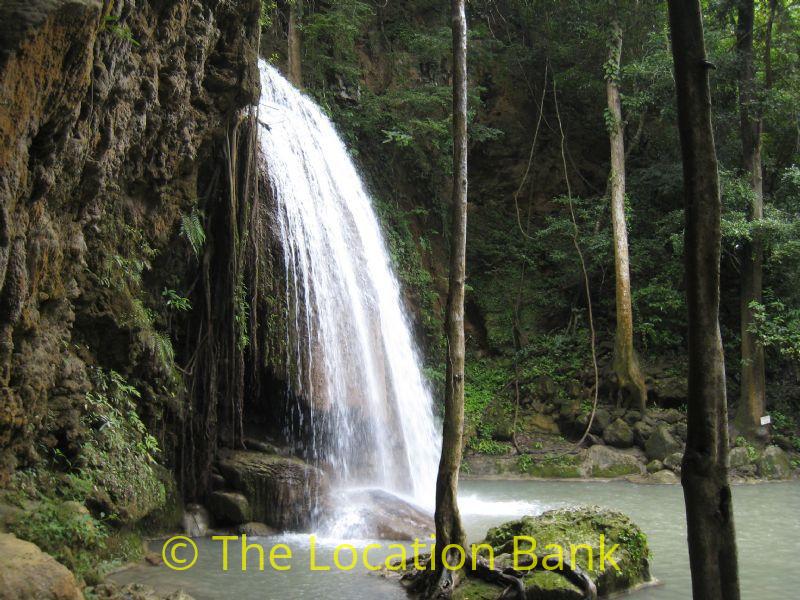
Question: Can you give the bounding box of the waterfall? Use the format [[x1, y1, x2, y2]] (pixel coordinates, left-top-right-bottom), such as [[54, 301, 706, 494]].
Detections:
[[256, 60, 440, 507]]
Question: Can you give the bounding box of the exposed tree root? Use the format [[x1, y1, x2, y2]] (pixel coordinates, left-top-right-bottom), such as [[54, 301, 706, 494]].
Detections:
[[401, 553, 597, 600]]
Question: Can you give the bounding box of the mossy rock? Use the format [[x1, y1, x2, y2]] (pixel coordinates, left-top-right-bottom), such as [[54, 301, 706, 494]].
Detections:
[[482, 506, 651, 597]]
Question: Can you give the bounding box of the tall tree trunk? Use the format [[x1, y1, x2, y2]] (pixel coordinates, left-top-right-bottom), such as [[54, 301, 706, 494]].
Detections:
[[287, 1, 302, 87], [666, 1, 741, 599], [735, 0, 766, 438], [765, 0, 778, 91], [606, 20, 647, 414], [434, 0, 468, 560]]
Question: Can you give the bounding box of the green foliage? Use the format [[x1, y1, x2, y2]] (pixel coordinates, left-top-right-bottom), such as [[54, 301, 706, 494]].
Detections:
[[102, 16, 140, 47], [10, 498, 109, 580], [162, 288, 192, 312], [468, 437, 510, 455], [259, 0, 277, 28], [734, 436, 759, 462], [748, 297, 800, 363], [180, 210, 206, 257]]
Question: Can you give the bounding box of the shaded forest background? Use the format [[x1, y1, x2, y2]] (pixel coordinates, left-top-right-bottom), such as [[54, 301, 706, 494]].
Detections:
[[263, 0, 800, 451]]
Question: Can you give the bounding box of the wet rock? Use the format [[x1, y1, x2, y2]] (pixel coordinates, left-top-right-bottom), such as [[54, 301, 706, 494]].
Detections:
[[586, 445, 644, 477], [208, 491, 251, 525], [216, 450, 328, 530], [237, 522, 275, 537], [728, 446, 752, 469], [645, 459, 663, 473], [660, 408, 684, 424], [88, 582, 194, 599], [482, 507, 651, 598], [663, 452, 683, 474], [649, 469, 680, 484], [0, 533, 82, 599], [603, 418, 634, 448], [757, 446, 792, 480], [182, 504, 210, 537], [323, 488, 433, 540], [671, 422, 688, 442], [522, 413, 560, 435], [624, 410, 642, 425], [593, 408, 612, 433], [645, 425, 682, 461], [633, 420, 653, 447]]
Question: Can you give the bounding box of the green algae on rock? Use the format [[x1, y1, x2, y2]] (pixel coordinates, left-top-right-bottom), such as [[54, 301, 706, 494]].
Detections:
[[480, 506, 652, 598]]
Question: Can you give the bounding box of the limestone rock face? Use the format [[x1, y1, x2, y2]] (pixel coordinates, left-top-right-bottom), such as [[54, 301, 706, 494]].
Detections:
[[216, 450, 328, 530], [0, 533, 82, 599], [645, 425, 682, 461], [0, 0, 260, 488]]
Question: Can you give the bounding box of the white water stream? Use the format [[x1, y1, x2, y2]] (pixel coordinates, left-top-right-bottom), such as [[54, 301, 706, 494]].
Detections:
[[256, 60, 440, 509]]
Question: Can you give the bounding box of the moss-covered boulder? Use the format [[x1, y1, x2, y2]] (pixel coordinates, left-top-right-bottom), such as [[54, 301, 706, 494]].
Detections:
[[585, 445, 644, 478], [757, 446, 792, 480], [480, 507, 651, 598]]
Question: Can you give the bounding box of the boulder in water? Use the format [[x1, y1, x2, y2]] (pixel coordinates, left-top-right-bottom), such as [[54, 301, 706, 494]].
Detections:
[[216, 450, 328, 531], [480, 507, 652, 598], [323, 488, 433, 540]]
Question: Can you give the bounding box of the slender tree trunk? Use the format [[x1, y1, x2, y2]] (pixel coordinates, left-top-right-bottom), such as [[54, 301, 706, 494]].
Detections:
[[606, 20, 647, 414], [434, 0, 468, 560], [666, 1, 741, 599], [287, 1, 302, 87], [735, 0, 766, 438], [765, 0, 778, 91]]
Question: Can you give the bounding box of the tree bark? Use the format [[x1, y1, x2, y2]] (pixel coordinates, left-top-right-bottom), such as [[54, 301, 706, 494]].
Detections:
[[735, 0, 766, 438], [666, 1, 741, 599], [434, 0, 468, 561], [287, 1, 302, 87], [606, 19, 647, 414]]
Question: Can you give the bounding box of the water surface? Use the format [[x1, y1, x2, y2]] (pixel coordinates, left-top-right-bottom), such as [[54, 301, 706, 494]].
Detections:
[[113, 480, 799, 599]]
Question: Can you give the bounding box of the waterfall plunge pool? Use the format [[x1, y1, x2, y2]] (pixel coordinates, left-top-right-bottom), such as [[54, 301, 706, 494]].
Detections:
[[111, 479, 800, 599]]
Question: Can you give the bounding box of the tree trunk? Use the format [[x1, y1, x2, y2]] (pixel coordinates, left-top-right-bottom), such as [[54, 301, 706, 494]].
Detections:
[[287, 1, 302, 87], [666, 1, 741, 599], [606, 19, 647, 414], [735, 0, 766, 438], [434, 0, 468, 560]]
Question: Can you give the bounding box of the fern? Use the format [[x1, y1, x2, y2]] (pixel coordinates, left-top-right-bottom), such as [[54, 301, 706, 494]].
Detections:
[[181, 210, 206, 257]]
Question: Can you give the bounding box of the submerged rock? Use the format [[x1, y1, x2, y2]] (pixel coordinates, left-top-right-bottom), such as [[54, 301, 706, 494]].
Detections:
[[480, 507, 651, 598], [323, 488, 433, 540], [216, 450, 327, 530], [237, 522, 276, 537], [0, 533, 82, 599]]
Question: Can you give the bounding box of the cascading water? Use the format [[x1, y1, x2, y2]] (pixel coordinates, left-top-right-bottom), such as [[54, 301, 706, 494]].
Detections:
[[256, 59, 440, 512]]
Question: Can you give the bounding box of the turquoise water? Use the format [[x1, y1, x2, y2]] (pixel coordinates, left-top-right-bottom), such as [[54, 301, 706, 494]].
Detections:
[[112, 479, 800, 599]]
